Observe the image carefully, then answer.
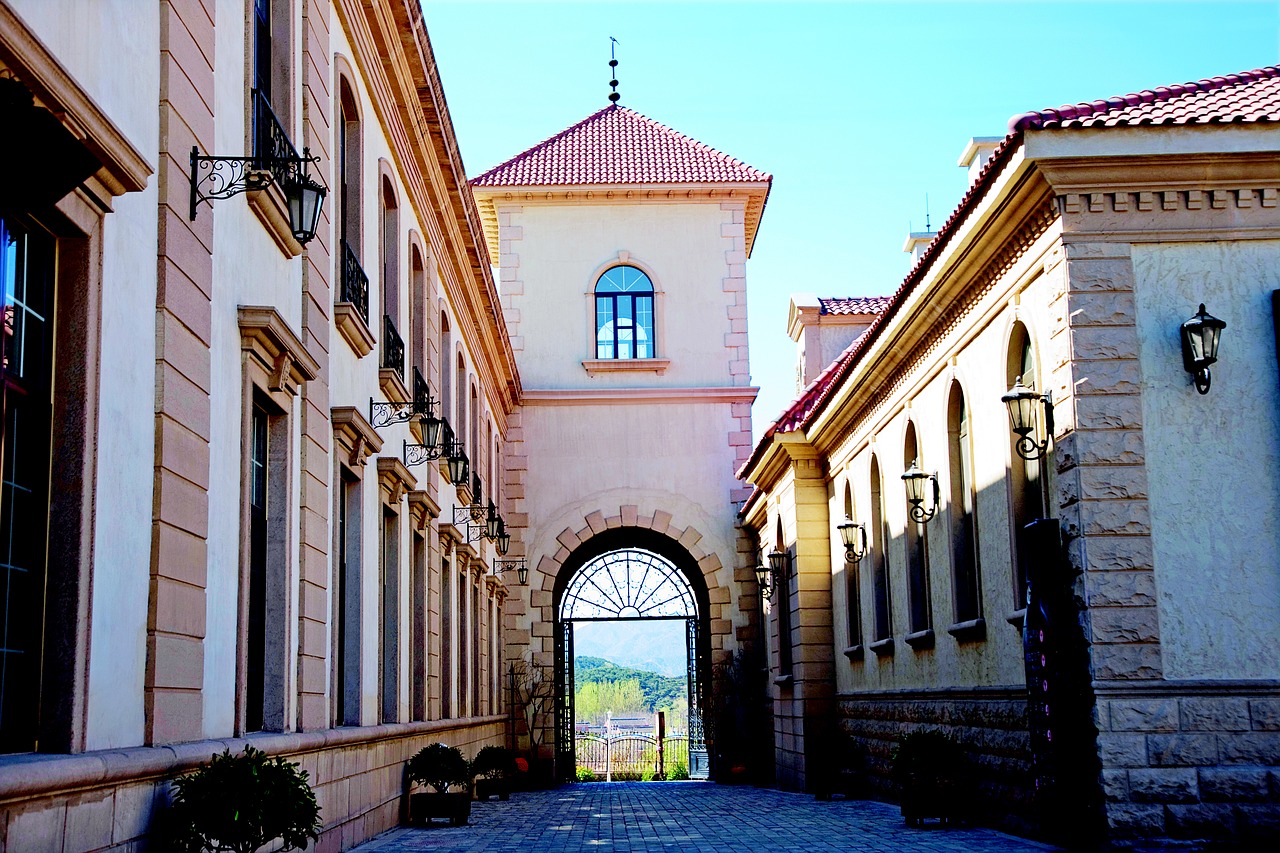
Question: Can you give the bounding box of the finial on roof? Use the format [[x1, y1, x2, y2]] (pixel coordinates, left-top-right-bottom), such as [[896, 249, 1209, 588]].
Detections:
[[924, 193, 931, 232], [608, 36, 620, 104]]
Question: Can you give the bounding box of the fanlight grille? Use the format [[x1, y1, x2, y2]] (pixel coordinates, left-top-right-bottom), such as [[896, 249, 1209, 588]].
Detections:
[[560, 548, 696, 620]]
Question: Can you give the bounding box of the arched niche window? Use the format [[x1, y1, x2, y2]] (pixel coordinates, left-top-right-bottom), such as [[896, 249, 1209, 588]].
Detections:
[[337, 78, 361, 254], [455, 352, 467, 450], [947, 382, 983, 628], [1007, 322, 1043, 608], [869, 456, 893, 645], [903, 423, 932, 640], [595, 265, 654, 360], [774, 519, 792, 676], [379, 177, 401, 375], [439, 312, 452, 424], [252, 0, 293, 162], [843, 481, 863, 654], [409, 245, 426, 380]]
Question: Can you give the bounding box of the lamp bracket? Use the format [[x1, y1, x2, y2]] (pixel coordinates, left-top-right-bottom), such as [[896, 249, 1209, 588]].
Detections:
[[403, 439, 443, 467], [189, 145, 321, 221], [370, 398, 415, 429]]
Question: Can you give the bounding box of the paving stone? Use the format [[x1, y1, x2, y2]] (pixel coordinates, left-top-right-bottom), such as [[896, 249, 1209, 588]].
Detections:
[[345, 782, 1062, 852]]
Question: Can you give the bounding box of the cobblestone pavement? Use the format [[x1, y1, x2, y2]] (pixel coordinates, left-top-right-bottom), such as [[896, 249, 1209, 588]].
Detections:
[[348, 782, 1062, 852]]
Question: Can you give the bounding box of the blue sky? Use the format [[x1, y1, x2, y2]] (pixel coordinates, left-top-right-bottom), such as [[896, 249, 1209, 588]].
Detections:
[[423, 0, 1279, 439]]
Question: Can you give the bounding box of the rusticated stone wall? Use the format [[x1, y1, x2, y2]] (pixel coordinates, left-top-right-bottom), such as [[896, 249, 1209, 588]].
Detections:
[[836, 688, 1033, 835]]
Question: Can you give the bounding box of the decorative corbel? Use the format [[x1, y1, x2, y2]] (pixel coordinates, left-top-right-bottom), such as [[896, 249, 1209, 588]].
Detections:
[[270, 351, 294, 393]]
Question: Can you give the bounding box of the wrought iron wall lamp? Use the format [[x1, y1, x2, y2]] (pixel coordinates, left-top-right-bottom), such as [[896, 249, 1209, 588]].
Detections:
[[403, 413, 450, 467], [901, 461, 940, 523], [372, 369, 437, 430], [753, 561, 774, 600], [494, 558, 527, 585], [189, 145, 326, 244], [837, 518, 867, 562], [1180, 303, 1226, 395], [1002, 376, 1055, 461]]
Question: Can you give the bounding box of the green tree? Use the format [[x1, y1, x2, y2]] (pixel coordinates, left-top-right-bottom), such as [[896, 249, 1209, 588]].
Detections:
[[575, 678, 648, 724]]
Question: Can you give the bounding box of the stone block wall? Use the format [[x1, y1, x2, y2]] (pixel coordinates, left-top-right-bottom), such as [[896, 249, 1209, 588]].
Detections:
[[836, 688, 1033, 835], [0, 718, 503, 853], [1094, 687, 1280, 843]]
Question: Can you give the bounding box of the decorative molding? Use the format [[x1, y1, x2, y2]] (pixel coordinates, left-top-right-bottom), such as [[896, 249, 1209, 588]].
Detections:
[[334, 303, 375, 358], [581, 358, 671, 376], [1059, 187, 1277, 216], [376, 457, 417, 504], [378, 368, 410, 404], [331, 406, 383, 469], [523, 386, 759, 406], [237, 307, 320, 395], [245, 179, 304, 258], [407, 489, 439, 531]]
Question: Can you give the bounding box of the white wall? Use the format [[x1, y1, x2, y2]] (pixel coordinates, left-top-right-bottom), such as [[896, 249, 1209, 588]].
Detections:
[[1133, 240, 1280, 681]]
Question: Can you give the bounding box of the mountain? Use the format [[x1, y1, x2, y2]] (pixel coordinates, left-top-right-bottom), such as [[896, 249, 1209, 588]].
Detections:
[[575, 656, 686, 712], [571, 620, 686, 677]]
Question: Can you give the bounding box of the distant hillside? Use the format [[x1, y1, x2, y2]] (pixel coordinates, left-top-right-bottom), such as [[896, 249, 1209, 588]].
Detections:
[[571, 620, 685, 676], [575, 656, 685, 712]]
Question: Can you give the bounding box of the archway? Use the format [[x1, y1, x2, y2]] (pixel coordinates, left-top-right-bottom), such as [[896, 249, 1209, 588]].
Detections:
[[553, 528, 711, 781]]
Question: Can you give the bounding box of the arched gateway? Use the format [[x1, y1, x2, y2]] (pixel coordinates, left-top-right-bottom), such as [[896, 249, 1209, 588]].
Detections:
[[553, 528, 711, 780]]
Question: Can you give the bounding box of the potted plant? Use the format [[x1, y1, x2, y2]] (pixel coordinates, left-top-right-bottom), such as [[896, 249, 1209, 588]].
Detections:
[[891, 730, 969, 827], [406, 742, 473, 826], [158, 745, 322, 853], [470, 745, 516, 801]]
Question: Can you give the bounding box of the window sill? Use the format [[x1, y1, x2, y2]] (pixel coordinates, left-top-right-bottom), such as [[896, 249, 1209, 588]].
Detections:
[[245, 175, 303, 258], [947, 618, 987, 643], [841, 644, 864, 662], [1007, 608, 1027, 629], [582, 358, 671, 376], [378, 368, 410, 405], [904, 629, 935, 651], [869, 637, 895, 657], [773, 674, 794, 688], [335, 303, 374, 358]]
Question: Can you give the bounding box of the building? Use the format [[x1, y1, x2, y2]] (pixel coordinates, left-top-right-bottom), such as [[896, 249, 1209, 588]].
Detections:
[[741, 66, 1280, 846], [470, 104, 771, 779], [0, 1, 516, 849]]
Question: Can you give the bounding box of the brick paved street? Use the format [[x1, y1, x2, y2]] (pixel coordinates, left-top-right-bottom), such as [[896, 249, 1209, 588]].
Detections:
[[348, 782, 1062, 852]]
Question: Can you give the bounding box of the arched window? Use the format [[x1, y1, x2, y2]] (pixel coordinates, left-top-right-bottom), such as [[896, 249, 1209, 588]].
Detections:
[[379, 177, 401, 376], [439, 312, 451, 424], [456, 353, 466, 450], [409, 246, 426, 379], [948, 383, 982, 626], [843, 481, 863, 653], [337, 78, 366, 322], [903, 423, 931, 638], [869, 456, 893, 644], [774, 519, 792, 675], [1007, 322, 1043, 608], [595, 265, 654, 360]]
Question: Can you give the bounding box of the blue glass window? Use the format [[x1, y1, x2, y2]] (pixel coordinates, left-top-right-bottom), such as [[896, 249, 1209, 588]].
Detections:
[[595, 266, 654, 360]]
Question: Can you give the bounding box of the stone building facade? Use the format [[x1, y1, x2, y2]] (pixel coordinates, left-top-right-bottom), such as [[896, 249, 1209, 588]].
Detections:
[[0, 1, 515, 850], [740, 67, 1280, 846]]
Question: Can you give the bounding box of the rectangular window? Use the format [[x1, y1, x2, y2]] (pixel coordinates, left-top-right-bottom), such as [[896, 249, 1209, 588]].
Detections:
[[473, 581, 482, 714], [410, 531, 427, 722], [459, 565, 470, 716], [777, 554, 793, 676], [0, 216, 55, 753], [846, 559, 863, 651], [441, 555, 452, 719], [246, 401, 269, 732], [335, 470, 361, 726], [380, 506, 399, 724], [906, 519, 930, 634]]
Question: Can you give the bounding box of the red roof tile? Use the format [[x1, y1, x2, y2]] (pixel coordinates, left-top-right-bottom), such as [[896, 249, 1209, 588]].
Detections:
[[819, 296, 893, 316], [1010, 66, 1280, 131], [742, 65, 1279, 489], [470, 105, 772, 187]]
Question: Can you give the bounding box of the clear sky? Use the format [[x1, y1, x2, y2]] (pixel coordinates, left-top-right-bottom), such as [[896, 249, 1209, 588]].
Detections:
[[422, 0, 1279, 441]]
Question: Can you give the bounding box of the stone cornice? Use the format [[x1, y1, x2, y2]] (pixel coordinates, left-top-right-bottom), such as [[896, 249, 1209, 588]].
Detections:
[[376, 457, 417, 504], [331, 406, 383, 469], [407, 489, 439, 531], [522, 386, 759, 407], [237, 307, 320, 395]]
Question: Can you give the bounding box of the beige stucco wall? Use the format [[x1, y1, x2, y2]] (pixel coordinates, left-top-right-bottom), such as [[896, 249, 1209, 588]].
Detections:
[[1132, 239, 1280, 681]]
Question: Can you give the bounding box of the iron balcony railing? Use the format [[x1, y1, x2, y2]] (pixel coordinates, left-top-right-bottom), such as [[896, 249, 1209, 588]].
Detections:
[[341, 240, 369, 325], [251, 88, 300, 187], [413, 368, 431, 418], [472, 471, 482, 504], [382, 315, 405, 379]]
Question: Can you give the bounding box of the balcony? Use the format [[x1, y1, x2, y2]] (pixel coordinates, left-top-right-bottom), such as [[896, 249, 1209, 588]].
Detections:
[[335, 240, 373, 357], [382, 315, 405, 379], [252, 89, 300, 186]]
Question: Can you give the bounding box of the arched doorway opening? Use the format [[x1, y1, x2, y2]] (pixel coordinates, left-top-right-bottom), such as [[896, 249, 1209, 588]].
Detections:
[[553, 528, 711, 781]]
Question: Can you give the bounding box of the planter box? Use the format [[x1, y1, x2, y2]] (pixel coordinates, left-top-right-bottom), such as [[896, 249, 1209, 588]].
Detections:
[[408, 791, 472, 827], [474, 777, 511, 801]]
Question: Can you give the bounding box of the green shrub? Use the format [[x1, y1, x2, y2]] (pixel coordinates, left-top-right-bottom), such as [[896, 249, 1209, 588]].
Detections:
[[575, 766, 596, 783], [407, 743, 471, 793], [160, 746, 321, 853], [640, 768, 656, 782], [665, 760, 689, 781], [470, 745, 516, 780]]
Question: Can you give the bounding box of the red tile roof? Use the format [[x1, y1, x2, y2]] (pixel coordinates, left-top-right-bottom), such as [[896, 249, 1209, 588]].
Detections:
[[819, 296, 893, 316], [741, 65, 1279, 488], [470, 105, 772, 187], [1010, 66, 1280, 131]]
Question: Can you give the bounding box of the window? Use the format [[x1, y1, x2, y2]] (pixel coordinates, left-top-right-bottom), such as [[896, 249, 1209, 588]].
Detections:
[[595, 266, 654, 359], [251, 0, 293, 175], [774, 522, 792, 677], [0, 215, 56, 752], [441, 554, 452, 719], [380, 505, 399, 724], [459, 562, 470, 716], [336, 79, 367, 324], [948, 383, 983, 626], [1007, 323, 1043, 608], [843, 483, 863, 653], [869, 456, 893, 644], [472, 573, 482, 714], [245, 396, 289, 733], [410, 246, 426, 380], [334, 469, 361, 726], [904, 424, 931, 639], [380, 178, 402, 377], [440, 313, 451, 424], [410, 530, 427, 722]]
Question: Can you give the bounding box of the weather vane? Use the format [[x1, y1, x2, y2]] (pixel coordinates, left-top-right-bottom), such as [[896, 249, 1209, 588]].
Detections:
[[608, 37, 620, 104]]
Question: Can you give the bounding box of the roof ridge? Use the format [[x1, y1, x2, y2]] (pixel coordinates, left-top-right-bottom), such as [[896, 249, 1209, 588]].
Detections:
[[470, 104, 618, 184], [1009, 65, 1280, 132]]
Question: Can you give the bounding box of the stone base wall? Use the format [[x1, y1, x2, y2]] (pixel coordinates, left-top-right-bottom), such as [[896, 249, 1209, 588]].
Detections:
[[0, 717, 504, 853], [836, 688, 1033, 835], [1095, 683, 1280, 845]]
